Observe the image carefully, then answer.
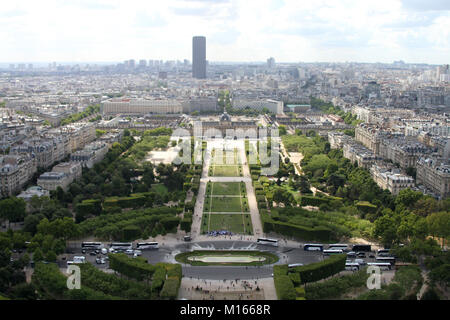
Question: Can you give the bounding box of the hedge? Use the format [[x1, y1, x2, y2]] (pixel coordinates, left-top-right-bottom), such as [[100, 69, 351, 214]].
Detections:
[[75, 199, 102, 216], [356, 201, 377, 214], [151, 266, 167, 293], [122, 225, 141, 241], [289, 254, 346, 284], [160, 277, 180, 300], [104, 195, 146, 209], [180, 217, 192, 232], [274, 275, 296, 300], [262, 215, 335, 242], [109, 253, 156, 281]]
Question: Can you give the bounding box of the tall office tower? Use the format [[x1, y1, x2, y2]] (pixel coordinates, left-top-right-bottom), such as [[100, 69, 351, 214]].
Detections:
[[192, 36, 206, 79], [267, 57, 275, 68], [139, 59, 147, 68]]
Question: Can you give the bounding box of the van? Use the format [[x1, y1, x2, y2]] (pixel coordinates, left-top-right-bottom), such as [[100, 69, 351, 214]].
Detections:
[[101, 248, 108, 255]]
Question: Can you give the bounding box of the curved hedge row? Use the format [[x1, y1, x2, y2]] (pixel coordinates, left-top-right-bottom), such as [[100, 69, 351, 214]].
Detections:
[[108, 253, 182, 299], [290, 254, 347, 284], [262, 212, 335, 242]]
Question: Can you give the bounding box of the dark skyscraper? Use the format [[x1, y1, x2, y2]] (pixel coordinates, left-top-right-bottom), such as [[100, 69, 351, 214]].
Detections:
[[192, 36, 206, 79]]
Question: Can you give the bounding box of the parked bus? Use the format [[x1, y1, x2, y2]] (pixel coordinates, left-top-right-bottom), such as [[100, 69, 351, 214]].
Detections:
[[328, 244, 348, 251], [110, 242, 132, 250], [367, 262, 392, 270], [256, 238, 278, 247], [352, 244, 371, 252], [135, 242, 159, 250], [323, 249, 344, 255], [377, 249, 390, 257], [376, 256, 396, 264], [303, 244, 324, 251], [345, 262, 360, 271], [288, 263, 304, 268], [81, 242, 103, 250]]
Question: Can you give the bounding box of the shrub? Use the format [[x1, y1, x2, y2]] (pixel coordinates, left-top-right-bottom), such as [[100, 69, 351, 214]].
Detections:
[[290, 254, 346, 284], [160, 277, 180, 300], [274, 275, 296, 300]]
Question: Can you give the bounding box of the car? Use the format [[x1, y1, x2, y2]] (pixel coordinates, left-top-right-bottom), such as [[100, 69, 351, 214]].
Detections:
[[369, 253, 375, 258], [95, 258, 102, 264], [134, 250, 142, 256], [101, 248, 108, 255], [61, 256, 66, 261], [347, 251, 356, 258], [125, 249, 134, 255], [81, 249, 86, 254], [108, 248, 115, 253], [89, 251, 97, 256], [356, 252, 366, 258]]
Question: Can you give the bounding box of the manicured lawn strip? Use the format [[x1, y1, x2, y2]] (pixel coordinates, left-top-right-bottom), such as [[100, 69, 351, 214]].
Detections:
[[242, 213, 254, 234], [210, 196, 243, 212], [200, 214, 210, 234], [208, 213, 246, 233], [175, 250, 279, 266], [212, 165, 241, 177], [211, 182, 242, 196]]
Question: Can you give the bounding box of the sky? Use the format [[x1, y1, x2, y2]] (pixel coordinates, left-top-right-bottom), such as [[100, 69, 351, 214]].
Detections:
[[1, 0, 449, 64]]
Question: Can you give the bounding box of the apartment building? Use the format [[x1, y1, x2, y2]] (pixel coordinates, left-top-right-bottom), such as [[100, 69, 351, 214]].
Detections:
[[37, 161, 82, 191], [70, 141, 109, 168], [343, 141, 382, 169], [416, 157, 450, 199], [370, 165, 415, 195], [0, 154, 37, 197]]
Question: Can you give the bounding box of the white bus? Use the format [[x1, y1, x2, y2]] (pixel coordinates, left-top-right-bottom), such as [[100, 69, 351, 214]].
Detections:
[[367, 262, 392, 270], [377, 249, 391, 257], [328, 244, 348, 251], [81, 242, 103, 250], [256, 238, 278, 247], [288, 263, 304, 268], [376, 256, 396, 264], [136, 242, 159, 250], [345, 262, 360, 271], [303, 244, 324, 251], [323, 249, 344, 255], [110, 242, 133, 250]]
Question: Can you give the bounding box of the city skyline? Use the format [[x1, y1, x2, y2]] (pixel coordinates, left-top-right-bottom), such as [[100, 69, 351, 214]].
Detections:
[[0, 0, 449, 65]]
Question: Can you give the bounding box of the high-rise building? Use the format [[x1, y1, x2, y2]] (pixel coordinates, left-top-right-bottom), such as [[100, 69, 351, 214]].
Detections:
[[192, 36, 206, 79], [267, 57, 275, 68]]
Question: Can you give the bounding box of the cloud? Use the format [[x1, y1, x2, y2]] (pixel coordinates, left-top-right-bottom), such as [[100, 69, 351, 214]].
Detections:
[[0, 0, 448, 64], [402, 0, 450, 11]]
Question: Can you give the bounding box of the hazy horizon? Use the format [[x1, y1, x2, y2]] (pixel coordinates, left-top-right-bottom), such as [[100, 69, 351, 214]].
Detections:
[[1, 0, 449, 65]]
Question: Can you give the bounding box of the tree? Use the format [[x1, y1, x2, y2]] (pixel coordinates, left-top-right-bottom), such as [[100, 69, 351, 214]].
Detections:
[[427, 211, 450, 247], [0, 198, 26, 227], [374, 214, 399, 247], [33, 248, 44, 262], [395, 188, 423, 208]]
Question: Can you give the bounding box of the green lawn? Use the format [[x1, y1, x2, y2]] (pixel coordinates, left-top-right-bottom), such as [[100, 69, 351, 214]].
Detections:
[[204, 196, 243, 212], [212, 165, 241, 177], [201, 213, 253, 234], [210, 182, 242, 196]]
